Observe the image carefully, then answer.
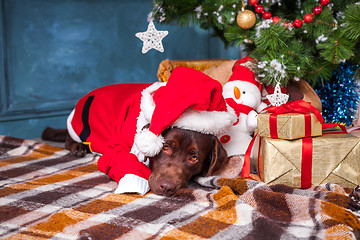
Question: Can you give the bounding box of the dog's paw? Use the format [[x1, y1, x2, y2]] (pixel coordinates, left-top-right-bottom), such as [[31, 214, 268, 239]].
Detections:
[[68, 143, 88, 157], [65, 136, 89, 157]]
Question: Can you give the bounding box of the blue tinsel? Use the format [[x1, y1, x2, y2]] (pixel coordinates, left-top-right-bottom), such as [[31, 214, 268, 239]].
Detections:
[[315, 62, 360, 126]]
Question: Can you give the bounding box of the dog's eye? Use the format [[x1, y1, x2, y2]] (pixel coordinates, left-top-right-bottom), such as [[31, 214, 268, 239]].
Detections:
[[189, 155, 198, 163], [162, 144, 170, 150]]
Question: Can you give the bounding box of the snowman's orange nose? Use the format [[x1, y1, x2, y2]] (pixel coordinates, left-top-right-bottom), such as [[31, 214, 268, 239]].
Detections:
[[234, 86, 241, 99]]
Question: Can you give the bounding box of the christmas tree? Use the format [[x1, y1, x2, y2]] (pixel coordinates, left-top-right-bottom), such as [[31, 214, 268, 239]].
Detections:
[[149, 0, 360, 87]]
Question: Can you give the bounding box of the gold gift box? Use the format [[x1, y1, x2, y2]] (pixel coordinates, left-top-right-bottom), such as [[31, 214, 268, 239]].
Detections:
[[257, 112, 323, 140], [254, 133, 360, 189]]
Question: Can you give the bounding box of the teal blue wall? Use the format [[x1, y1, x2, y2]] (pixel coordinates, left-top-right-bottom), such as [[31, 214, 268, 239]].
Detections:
[[0, 0, 240, 139]]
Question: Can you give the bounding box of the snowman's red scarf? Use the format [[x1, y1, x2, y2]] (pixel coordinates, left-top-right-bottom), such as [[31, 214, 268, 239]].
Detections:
[[225, 98, 254, 116]]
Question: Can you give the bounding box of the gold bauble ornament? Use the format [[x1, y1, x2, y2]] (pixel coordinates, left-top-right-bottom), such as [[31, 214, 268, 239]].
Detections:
[[236, 10, 256, 29]]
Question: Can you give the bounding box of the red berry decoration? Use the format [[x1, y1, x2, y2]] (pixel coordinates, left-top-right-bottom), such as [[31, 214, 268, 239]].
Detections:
[[255, 5, 264, 14], [320, 0, 330, 6], [313, 6, 322, 15], [249, 0, 258, 6], [272, 16, 281, 23], [250, 1, 328, 30], [293, 19, 302, 28], [303, 14, 313, 23], [263, 11, 272, 19]]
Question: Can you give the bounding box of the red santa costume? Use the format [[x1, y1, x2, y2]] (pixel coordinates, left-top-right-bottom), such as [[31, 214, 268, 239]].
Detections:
[[67, 66, 236, 195]]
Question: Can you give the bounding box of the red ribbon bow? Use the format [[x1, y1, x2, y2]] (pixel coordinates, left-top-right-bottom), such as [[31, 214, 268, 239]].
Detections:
[[265, 100, 347, 134], [265, 100, 322, 116]]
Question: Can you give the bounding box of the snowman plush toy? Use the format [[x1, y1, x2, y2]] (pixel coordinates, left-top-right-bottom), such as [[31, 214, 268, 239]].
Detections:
[[219, 57, 267, 157]]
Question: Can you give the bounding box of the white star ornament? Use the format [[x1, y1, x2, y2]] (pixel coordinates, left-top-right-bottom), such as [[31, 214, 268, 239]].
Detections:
[[266, 82, 289, 106], [135, 21, 168, 54]]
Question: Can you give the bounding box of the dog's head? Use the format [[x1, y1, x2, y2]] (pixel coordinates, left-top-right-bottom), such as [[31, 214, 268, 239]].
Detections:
[[148, 127, 228, 196]]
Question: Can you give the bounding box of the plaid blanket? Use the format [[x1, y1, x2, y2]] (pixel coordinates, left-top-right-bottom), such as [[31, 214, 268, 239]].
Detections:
[[0, 135, 359, 240]]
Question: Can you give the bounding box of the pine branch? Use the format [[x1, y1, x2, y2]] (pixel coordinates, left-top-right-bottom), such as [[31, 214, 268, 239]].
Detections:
[[305, 59, 337, 86], [253, 23, 293, 52], [343, 4, 360, 40], [224, 25, 249, 46], [317, 32, 355, 63]]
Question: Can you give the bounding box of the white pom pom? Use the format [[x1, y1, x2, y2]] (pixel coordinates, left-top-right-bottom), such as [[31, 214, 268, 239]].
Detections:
[[134, 128, 164, 157]]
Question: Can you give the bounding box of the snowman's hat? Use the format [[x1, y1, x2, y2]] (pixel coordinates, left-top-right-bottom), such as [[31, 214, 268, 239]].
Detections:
[[228, 57, 261, 94]]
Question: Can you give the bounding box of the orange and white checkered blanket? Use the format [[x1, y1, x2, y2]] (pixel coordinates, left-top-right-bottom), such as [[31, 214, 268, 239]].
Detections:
[[0, 135, 359, 239]]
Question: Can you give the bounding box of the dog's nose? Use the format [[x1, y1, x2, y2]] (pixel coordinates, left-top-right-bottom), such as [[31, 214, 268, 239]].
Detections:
[[157, 180, 176, 196]]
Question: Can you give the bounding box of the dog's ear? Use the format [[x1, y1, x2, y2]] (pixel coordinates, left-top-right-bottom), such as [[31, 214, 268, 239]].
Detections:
[[206, 137, 229, 176]]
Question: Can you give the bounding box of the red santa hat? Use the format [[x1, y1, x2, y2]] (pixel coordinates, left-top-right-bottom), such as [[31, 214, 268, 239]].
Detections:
[[134, 66, 237, 157], [228, 57, 261, 94]]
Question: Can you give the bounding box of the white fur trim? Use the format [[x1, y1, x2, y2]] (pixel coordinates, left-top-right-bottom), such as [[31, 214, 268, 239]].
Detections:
[[130, 82, 166, 160], [173, 107, 237, 136], [134, 128, 164, 157], [115, 174, 150, 195], [140, 82, 166, 122], [130, 108, 148, 162], [66, 109, 82, 143]]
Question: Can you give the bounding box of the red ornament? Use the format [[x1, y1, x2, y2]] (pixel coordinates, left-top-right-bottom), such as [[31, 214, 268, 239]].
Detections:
[[255, 5, 264, 14], [249, 0, 258, 6], [272, 16, 281, 23], [313, 6, 322, 15], [293, 19, 302, 28], [263, 11, 272, 19], [320, 0, 330, 6], [303, 14, 313, 23]]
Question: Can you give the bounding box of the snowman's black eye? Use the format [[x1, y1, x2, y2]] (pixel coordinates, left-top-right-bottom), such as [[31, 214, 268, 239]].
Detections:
[[242, 91, 246, 94]]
